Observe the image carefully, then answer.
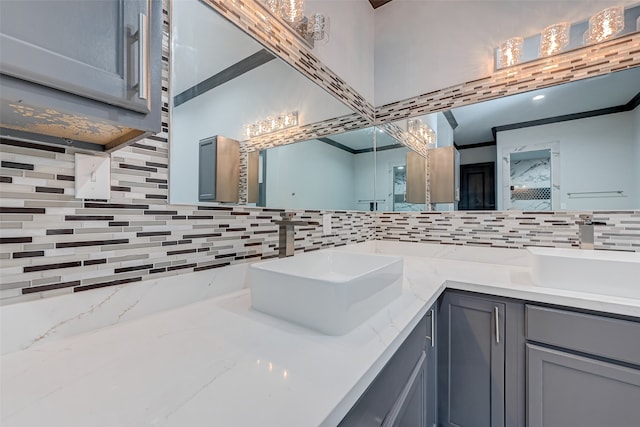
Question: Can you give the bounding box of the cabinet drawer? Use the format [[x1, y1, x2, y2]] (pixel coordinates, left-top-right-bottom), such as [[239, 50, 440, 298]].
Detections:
[[526, 305, 640, 366]]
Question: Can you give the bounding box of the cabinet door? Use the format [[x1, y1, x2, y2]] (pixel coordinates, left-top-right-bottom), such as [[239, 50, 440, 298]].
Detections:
[[438, 292, 505, 427], [383, 351, 427, 427], [0, 0, 151, 113], [527, 344, 640, 427]]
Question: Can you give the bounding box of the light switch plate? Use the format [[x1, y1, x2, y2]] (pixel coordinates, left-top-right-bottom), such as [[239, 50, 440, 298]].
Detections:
[[75, 153, 110, 199]]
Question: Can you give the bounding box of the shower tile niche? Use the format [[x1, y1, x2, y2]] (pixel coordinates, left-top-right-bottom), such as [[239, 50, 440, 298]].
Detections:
[[510, 149, 552, 211]]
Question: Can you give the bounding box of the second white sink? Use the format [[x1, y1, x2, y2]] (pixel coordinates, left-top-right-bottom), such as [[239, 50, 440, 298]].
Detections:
[[528, 247, 640, 299], [249, 250, 403, 335]]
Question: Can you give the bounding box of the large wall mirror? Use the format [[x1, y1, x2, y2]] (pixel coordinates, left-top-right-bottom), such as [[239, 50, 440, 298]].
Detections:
[[170, 0, 639, 213]]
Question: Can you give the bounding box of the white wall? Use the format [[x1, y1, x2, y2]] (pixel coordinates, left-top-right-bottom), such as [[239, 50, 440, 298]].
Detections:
[[265, 140, 355, 210], [436, 112, 454, 148], [374, 0, 636, 105], [307, 0, 375, 104], [459, 146, 496, 165], [497, 111, 638, 210]]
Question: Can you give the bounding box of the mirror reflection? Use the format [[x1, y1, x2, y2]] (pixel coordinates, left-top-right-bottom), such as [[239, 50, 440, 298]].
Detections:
[[170, 0, 639, 213], [251, 127, 392, 211], [169, 0, 357, 206], [393, 67, 640, 211]]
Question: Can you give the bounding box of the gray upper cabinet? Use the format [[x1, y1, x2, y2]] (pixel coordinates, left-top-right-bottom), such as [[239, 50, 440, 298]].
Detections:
[[438, 291, 525, 427], [0, 0, 162, 152]]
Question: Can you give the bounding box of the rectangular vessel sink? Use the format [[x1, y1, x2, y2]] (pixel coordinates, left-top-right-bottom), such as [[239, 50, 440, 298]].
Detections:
[[528, 247, 640, 299], [249, 250, 403, 335]]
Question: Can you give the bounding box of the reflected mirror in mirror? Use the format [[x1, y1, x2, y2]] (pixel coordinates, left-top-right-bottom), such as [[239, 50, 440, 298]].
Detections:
[[169, 0, 358, 206], [395, 67, 640, 212], [373, 131, 428, 212], [251, 127, 394, 211]]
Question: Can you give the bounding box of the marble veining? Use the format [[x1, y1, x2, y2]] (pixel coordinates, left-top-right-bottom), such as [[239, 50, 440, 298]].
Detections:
[[2, 242, 638, 427]]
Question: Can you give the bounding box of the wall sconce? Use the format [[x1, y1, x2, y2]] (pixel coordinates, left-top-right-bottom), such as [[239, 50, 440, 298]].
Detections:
[[407, 119, 436, 148], [308, 13, 329, 42], [499, 37, 524, 68], [539, 22, 570, 57], [585, 6, 624, 44], [260, 0, 328, 45], [244, 112, 298, 139]]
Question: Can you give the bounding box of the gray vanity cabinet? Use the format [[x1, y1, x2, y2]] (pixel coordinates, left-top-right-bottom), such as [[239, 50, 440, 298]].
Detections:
[[0, 0, 162, 151], [526, 305, 640, 427], [437, 291, 525, 427], [339, 305, 438, 427]]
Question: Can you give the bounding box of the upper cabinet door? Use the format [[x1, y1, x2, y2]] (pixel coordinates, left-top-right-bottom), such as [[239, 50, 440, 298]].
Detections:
[[0, 0, 151, 114]]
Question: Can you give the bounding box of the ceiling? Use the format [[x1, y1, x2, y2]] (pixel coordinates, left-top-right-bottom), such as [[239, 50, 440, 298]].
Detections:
[[369, 0, 393, 9], [329, 126, 398, 150], [450, 67, 640, 146]]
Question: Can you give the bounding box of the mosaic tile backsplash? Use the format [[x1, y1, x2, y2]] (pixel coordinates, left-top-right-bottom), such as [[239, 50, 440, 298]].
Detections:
[[1, 1, 639, 305]]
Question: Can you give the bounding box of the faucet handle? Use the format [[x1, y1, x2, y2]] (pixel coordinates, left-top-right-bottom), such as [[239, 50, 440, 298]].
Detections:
[[578, 213, 593, 225], [280, 212, 295, 221]]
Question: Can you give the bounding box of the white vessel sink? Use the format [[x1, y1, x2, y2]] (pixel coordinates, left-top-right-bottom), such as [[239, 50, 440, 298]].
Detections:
[[249, 250, 403, 335], [528, 247, 640, 299]]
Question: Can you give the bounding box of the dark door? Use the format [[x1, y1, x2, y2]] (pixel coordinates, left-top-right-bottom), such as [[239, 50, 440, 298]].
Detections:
[[459, 162, 495, 210]]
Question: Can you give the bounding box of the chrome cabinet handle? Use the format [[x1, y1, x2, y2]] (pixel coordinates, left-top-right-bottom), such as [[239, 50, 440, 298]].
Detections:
[[494, 306, 500, 344], [430, 309, 435, 348], [138, 13, 148, 100]]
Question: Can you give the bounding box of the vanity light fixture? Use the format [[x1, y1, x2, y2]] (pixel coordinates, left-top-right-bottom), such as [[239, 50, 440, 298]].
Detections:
[[244, 112, 298, 139], [585, 6, 624, 44], [539, 22, 570, 57], [280, 0, 305, 23], [259, 0, 328, 45], [499, 37, 524, 68], [308, 13, 329, 42], [407, 119, 436, 148], [264, 0, 280, 15]]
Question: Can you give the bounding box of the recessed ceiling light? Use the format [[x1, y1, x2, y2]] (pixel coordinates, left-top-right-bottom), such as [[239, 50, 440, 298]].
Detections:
[[533, 94, 545, 101]]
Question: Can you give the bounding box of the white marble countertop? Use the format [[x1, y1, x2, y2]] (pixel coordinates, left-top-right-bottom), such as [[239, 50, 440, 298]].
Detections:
[[2, 241, 639, 427]]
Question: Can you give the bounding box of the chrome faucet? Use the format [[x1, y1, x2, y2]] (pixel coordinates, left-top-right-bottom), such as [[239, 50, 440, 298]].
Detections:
[[578, 214, 594, 250], [273, 212, 313, 257]]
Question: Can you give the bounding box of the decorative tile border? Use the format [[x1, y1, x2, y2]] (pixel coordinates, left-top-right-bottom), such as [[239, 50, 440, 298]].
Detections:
[[376, 210, 640, 252], [375, 33, 640, 123], [593, 211, 640, 252], [200, 0, 375, 121], [376, 211, 583, 249]]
